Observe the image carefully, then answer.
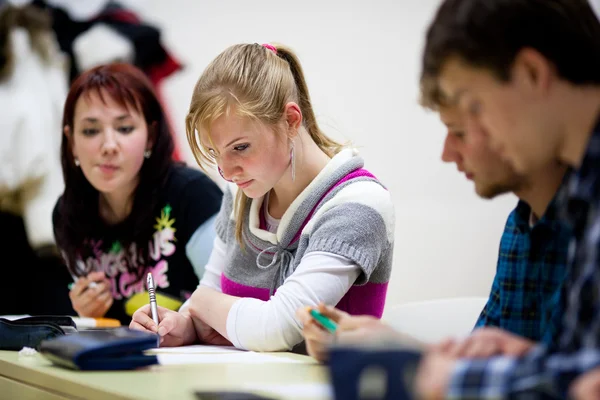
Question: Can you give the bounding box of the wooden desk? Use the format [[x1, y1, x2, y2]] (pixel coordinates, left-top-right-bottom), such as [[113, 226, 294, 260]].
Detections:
[[0, 350, 330, 399]]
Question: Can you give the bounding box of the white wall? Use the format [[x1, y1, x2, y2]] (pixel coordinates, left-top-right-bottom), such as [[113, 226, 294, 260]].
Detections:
[[131, 0, 517, 307]]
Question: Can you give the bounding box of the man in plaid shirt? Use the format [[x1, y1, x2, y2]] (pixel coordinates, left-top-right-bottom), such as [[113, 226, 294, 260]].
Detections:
[[416, 0, 600, 398], [420, 82, 570, 346]]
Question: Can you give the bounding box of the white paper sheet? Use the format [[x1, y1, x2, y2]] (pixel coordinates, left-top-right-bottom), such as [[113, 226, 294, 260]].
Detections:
[[147, 345, 243, 354], [156, 352, 301, 365]]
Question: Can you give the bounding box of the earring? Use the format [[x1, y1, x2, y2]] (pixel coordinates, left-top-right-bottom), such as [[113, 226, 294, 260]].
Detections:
[[218, 167, 233, 182], [74, 158, 80, 167], [144, 150, 152, 159], [290, 140, 296, 182]]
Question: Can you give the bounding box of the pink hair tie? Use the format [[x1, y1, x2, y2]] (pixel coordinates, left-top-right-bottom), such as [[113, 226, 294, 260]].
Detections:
[[262, 43, 277, 54]]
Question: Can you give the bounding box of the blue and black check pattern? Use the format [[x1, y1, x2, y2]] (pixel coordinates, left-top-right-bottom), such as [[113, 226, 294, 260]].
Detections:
[[474, 200, 570, 344]]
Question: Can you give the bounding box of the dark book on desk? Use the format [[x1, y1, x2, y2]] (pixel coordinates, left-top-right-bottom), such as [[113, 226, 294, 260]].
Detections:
[[0, 316, 76, 350], [39, 327, 159, 370]]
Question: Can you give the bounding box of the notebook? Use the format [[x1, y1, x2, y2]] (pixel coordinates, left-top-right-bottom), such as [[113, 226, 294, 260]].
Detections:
[[39, 327, 159, 370]]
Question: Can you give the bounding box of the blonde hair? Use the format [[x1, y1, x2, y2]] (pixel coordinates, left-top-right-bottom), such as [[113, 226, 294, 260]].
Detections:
[[185, 43, 344, 245]]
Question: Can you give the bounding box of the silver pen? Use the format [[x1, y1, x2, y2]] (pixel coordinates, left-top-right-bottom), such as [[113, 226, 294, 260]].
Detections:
[[147, 272, 159, 326]]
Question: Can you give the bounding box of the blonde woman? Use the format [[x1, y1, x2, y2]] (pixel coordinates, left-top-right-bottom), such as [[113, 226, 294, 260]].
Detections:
[[131, 43, 395, 352]]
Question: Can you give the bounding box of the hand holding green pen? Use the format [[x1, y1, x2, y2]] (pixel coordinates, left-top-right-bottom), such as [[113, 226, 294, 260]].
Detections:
[[306, 306, 338, 333], [299, 303, 422, 363]]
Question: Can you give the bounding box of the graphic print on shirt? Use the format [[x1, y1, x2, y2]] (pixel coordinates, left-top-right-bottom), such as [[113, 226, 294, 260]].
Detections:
[[74, 204, 176, 301]]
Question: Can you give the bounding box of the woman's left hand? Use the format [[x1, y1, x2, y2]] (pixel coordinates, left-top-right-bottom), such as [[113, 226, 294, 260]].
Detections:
[[188, 315, 232, 346], [186, 286, 233, 346]]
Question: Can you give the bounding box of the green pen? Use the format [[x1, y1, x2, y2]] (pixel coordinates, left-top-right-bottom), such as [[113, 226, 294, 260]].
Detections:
[[308, 308, 338, 333]]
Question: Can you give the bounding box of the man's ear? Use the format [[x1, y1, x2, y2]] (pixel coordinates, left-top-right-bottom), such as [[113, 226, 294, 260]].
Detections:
[[512, 47, 554, 95]]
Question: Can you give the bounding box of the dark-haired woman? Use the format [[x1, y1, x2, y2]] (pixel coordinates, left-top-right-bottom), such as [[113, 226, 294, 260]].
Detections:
[[53, 63, 222, 325]]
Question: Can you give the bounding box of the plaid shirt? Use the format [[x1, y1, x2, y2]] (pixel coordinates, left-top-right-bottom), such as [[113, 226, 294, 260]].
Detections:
[[448, 117, 600, 399], [474, 199, 570, 345], [474, 200, 569, 344]]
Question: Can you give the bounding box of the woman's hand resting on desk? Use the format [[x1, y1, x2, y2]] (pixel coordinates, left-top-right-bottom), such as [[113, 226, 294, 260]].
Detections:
[[70, 271, 113, 318], [185, 286, 234, 346], [130, 305, 197, 347], [296, 303, 408, 362], [187, 314, 232, 346]]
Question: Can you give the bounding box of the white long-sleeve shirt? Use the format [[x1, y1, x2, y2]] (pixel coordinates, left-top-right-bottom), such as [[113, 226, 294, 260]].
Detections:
[[198, 235, 361, 351]]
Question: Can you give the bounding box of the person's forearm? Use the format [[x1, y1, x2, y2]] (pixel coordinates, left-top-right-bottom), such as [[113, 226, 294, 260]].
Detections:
[[179, 308, 203, 345], [188, 286, 239, 339]]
